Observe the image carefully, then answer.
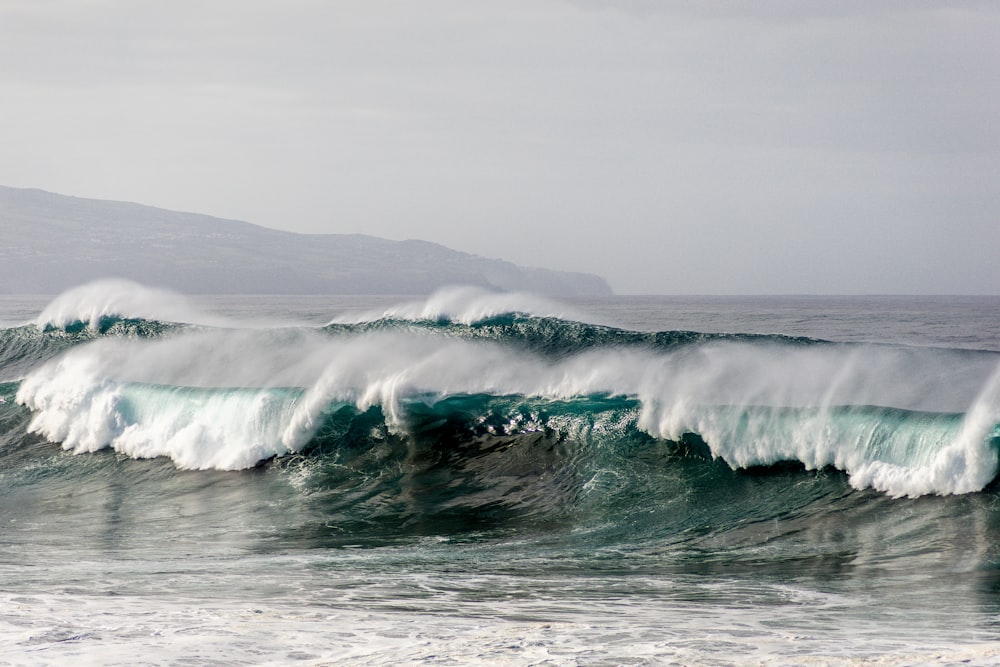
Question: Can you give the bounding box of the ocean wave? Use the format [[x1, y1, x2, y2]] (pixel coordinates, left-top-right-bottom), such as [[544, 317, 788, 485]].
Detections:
[[34, 278, 228, 331], [328, 285, 580, 325], [12, 316, 1000, 497]]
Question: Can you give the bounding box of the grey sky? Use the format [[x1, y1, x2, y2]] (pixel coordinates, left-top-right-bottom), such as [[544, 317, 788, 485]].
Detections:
[[2, 0, 998, 294]]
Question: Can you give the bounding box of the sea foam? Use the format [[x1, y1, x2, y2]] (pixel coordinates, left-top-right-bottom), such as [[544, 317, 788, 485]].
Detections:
[[15, 310, 1000, 497]]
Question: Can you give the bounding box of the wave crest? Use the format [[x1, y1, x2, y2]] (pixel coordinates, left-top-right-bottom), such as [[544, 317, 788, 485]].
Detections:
[[329, 286, 580, 325], [13, 323, 1000, 497], [35, 279, 223, 331]]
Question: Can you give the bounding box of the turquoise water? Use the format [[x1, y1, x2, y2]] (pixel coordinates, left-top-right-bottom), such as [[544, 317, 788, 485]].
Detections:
[[2, 284, 1000, 665]]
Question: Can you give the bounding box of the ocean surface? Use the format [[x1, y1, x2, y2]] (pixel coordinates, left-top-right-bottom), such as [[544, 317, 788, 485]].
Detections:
[[1, 281, 999, 666]]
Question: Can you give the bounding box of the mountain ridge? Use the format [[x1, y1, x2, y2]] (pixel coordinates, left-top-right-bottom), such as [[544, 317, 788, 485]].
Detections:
[[0, 185, 612, 296]]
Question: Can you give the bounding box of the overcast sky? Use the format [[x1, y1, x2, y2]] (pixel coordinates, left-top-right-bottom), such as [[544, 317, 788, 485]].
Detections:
[[2, 0, 998, 294]]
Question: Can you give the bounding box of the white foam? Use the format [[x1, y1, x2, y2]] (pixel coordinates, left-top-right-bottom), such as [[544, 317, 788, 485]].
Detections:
[[14, 325, 1000, 495], [3, 579, 1000, 667]]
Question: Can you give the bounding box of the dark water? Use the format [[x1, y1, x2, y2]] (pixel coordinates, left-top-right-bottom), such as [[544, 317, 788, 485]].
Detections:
[[1, 283, 999, 666]]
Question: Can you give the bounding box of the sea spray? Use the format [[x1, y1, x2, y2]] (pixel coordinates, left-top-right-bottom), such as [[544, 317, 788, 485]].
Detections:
[[15, 316, 1000, 495], [330, 285, 581, 326], [851, 361, 1000, 497], [34, 278, 224, 331]]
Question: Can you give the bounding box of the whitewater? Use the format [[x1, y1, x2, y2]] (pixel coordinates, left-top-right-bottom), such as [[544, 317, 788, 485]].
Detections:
[[2, 281, 1000, 665]]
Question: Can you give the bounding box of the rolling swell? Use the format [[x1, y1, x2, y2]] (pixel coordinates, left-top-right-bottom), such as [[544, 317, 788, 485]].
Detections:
[[6, 284, 1000, 500], [324, 314, 824, 357]]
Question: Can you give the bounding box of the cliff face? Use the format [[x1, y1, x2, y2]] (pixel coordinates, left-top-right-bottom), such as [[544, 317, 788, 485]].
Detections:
[[0, 186, 612, 296]]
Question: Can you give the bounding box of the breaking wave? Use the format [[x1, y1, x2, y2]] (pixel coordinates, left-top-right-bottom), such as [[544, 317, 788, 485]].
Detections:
[[0, 281, 994, 499]]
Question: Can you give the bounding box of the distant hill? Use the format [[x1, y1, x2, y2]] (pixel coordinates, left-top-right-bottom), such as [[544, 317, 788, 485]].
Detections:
[[0, 186, 612, 296]]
